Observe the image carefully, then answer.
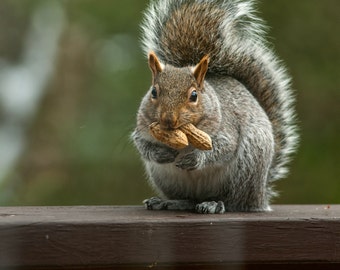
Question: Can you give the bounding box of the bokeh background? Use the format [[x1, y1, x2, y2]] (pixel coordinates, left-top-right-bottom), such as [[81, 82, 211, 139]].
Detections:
[[0, 0, 339, 206]]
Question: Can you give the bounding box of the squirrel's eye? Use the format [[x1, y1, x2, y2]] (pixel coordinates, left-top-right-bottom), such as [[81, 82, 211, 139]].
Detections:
[[151, 86, 157, 99], [189, 90, 198, 102]]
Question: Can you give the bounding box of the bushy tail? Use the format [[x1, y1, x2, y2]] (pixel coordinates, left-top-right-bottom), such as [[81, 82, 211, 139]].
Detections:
[[141, 0, 298, 180]]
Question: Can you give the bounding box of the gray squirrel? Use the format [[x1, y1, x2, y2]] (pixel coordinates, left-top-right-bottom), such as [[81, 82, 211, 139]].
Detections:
[[132, 0, 298, 213]]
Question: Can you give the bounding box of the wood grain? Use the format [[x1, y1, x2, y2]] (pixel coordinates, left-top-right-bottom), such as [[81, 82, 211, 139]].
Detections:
[[0, 205, 339, 269]]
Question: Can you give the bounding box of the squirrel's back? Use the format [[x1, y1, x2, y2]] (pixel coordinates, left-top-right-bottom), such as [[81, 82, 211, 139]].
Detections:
[[141, 0, 298, 181]]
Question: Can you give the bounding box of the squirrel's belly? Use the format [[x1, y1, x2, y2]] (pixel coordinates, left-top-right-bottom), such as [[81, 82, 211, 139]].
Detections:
[[145, 162, 229, 201]]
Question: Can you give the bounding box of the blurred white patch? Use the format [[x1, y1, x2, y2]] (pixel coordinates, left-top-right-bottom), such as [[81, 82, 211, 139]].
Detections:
[[0, 1, 65, 182]]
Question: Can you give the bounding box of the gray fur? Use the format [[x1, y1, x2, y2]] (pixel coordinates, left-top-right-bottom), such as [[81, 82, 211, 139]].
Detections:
[[132, 0, 298, 213]]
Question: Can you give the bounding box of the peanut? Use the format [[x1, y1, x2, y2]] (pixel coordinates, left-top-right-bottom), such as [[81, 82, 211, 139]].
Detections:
[[149, 122, 188, 149], [180, 123, 212, 150], [149, 122, 212, 151]]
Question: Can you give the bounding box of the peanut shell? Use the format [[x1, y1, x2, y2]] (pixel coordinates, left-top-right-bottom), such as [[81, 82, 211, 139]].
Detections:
[[180, 123, 212, 150], [149, 122, 188, 149]]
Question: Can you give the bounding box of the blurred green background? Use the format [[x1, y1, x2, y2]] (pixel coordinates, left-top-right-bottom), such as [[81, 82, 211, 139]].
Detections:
[[0, 0, 338, 206]]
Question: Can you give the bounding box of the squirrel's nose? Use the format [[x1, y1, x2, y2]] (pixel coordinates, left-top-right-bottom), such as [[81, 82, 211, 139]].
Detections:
[[160, 111, 178, 130]]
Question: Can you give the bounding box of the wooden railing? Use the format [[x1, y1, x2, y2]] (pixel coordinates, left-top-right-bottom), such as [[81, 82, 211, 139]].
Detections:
[[0, 205, 339, 269]]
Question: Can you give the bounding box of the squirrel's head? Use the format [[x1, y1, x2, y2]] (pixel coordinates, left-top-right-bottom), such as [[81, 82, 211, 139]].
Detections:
[[147, 51, 209, 130]]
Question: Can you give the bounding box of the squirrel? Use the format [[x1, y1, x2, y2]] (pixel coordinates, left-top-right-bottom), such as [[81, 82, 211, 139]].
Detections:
[[132, 0, 298, 213]]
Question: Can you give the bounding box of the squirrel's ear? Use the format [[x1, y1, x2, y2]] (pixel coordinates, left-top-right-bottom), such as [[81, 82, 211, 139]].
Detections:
[[192, 55, 210, 89], [148, 51, 163, 80]]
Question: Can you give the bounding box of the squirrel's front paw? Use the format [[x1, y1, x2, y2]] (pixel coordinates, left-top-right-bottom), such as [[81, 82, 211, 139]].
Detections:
[[175, 151, 204, 170], [151, 146, 179, 164]]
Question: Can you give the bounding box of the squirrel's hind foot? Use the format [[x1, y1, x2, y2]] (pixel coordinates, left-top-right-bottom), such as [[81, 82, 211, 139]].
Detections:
[[195, 201, 225, 214], [143, 197, 196, 211]]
